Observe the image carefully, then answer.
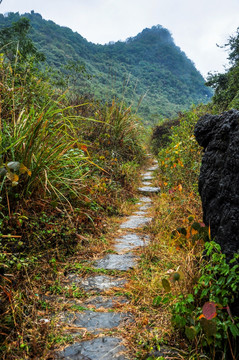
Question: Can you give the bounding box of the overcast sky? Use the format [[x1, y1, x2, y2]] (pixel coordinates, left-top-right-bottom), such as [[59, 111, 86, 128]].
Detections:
[[1, 0, 239, 77]]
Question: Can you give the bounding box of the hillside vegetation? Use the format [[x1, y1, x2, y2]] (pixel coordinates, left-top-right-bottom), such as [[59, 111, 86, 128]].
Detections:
[[0, 12, 239, 360], [0, 11, 212, 123]]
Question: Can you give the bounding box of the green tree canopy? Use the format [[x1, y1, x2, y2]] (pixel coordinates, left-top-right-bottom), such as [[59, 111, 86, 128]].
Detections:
[[206, 27, 239, 110], [0, 17, 45, 63]]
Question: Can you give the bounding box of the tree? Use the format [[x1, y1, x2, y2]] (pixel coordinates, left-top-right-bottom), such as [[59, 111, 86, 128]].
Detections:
[[206, 27, 239, 110], [0, 17, 45, 63]]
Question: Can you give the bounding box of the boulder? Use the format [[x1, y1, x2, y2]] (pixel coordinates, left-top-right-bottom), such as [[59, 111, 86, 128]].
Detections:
[[194, 109, 239, 258]]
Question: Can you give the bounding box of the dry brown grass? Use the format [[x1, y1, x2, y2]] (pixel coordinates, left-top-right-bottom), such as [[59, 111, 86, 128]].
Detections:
[[123, 186, 204, 357]]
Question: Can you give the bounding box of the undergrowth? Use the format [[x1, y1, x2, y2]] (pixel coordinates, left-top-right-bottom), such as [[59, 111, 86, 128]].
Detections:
[[0, 38, 147, 359], [127, 107, 239, 360]]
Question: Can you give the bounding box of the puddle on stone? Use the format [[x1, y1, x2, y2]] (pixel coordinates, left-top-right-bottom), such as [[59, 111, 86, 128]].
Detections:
[[94, 253, 136, 271], [114, 233, 149, 253], [61, 311, 132, 333], [83, 296, 129, 309], [138, 186, 160, 195], [120, 216, 152, 229], [58, 336, 129, 360]]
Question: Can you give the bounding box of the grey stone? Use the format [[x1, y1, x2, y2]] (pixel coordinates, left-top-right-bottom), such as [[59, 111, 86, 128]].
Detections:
[[138, 196, 152, 203], [148, 165, 159, 171], [94, 253, 136, 271], [133, 211, 147, 216], [114, 233, 149, 253], [142, 181, 152, 186], [142, 171, 153, 177], [120, 216, 152, 229], [83, 296, 128, 309], [138, 204, 151, 211], [70, 275, 127, 292], [138, 186, 161, 195], [58, 337, 129, 360], [142, 175, 153, 181], [61, 311, 132, 332]]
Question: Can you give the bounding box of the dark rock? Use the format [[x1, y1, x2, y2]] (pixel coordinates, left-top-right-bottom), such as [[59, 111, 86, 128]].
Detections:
[[194, 109, 239, 257], [57, 337, 129, 359]]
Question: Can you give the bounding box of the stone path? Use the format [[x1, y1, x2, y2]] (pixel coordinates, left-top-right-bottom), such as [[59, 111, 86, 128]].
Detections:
[[56, 159, 160, 360]]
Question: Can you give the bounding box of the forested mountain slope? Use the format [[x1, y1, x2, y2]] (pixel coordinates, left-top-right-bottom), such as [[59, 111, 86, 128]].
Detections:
[[0, 11, 212, 123]]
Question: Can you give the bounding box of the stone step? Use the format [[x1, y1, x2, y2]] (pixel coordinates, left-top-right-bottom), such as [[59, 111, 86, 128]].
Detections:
[[60, 311, 132, 334], [65, 274, 127, 292], [142, 181, 152, 186], [94, 253, 136, 271], [148, 165, 159, 171], [83, 296, 129, 309], [142, 175, 153, 181], [114, 233, 149, 253], [58, 337, 129, 360], [120, 215, 152, 229], [138, 196, 152, 203], [138, 186, 161, 195]]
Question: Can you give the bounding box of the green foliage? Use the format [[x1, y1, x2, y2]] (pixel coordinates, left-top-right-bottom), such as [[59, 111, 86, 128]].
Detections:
[[151, 118, 180, 152], [206, 27, 239, 111], [171, 241, 239, 359], [0, 16, 45, 63], [0, 12, 212, 122], [155, 106, 207, 192]]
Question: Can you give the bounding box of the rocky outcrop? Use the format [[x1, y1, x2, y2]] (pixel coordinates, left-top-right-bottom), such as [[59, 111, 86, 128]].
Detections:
[[194, 109, 239, 258]]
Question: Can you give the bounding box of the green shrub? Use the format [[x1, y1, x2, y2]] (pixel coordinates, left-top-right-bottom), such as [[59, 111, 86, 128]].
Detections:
[[172, 241, 239, 359]]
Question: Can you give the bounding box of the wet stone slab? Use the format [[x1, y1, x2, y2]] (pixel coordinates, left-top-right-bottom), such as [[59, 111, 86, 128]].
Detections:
[[61, 311, 132, 332], [114, 233, 149, 253], [83, 296, 129, 309], [94, 253, 136, 271], [120, 216, 152, 229], [58, 336, 129, 360], [138, 186, 161, 195]]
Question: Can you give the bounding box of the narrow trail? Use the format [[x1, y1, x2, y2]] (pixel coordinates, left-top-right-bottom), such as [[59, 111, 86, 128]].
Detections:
[[56, 158, 160, 360]]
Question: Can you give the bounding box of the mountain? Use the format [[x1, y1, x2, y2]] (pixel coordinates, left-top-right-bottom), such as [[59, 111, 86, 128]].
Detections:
[[0, 11, 212, 123]]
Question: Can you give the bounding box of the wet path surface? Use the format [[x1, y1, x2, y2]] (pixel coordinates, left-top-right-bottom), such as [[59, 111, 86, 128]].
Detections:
[[56, 159, 160, 360]]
